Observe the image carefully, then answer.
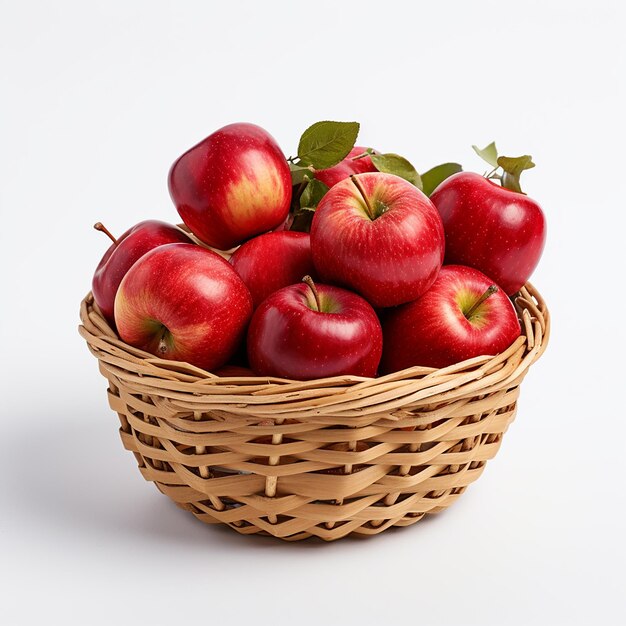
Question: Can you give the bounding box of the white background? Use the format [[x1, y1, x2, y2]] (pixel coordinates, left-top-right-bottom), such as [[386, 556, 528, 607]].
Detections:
[[2, 1, 625, 624]]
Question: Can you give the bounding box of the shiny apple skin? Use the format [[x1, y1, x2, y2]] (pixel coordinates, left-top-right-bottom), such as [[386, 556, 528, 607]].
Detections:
[[381, 265, 521, 372], [430, 172, 546, 295], [314, 146, 377, 188], [168, 123, 292, 250], [310, 173, 445, 308], [92, 220, 192, 325], [114, 243, 252, 372], [247, 282, 382, 380], [229, 231, 316, 309]]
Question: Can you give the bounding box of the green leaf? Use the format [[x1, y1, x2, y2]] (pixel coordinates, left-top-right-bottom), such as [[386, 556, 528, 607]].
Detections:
[[497, 155, 535, 176], [289, 207, 316, 233], [472, 141, 499, 168], [300, 178, 329, 209], [421, 162, 463, 196], [297, 121, 360, 169], [498, 155, 535, 193], [289, 162, 314, 186], [370, 153, 422, 190]]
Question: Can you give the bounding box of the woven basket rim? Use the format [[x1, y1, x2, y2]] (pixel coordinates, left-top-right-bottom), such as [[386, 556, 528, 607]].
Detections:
[[79, 283, 549, 422]]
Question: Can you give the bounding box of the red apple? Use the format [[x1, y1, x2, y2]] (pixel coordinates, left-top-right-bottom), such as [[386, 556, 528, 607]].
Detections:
[[114, 243, 252, 371], [310, 172, 445, 308], [247, 277, 382, 380], [168, 122, 292, 250], [214, 365, 255, 377], [430, 172, 546, 295], [229, 231, 316, 308], [381, 265, 521, 372], [91, 220, 192, 324], [314, 146, 377, 188]]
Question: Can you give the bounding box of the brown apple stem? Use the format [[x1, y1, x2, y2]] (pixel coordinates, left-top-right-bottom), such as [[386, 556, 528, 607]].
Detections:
[[302, 275, 321, 312], [351, 150, 371, 161], [350, 175, 375, 220], [94, 222, 118, 245], [465, 285, 498, 318]]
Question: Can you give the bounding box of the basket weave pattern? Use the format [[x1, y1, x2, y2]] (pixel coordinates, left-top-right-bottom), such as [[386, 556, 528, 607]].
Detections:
[[79, 284, 548, 541]]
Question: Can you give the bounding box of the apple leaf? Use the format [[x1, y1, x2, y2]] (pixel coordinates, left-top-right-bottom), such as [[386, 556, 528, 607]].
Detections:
[[297, 121, 360, 169], [472, 141, 499, 168], [290, 207, 316, 233], [289, 162, 315, 186], [498, 154, 535, 175], [421, 162, 463, 196], [370, 153, 423, 190], [498, 154, 535, 193], [300, 178, 329, 209]]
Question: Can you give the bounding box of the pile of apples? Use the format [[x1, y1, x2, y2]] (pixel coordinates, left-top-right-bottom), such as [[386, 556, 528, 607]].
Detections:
[[92, 121, 545, 380]]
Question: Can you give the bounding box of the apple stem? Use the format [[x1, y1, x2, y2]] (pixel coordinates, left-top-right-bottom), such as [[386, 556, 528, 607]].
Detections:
[[465, 285, 498, 319], [302, 275, 321, 312], [292, 179, 309, 207], [485, 167, 502, 182], [350, 175, 375, 220], [351, 150, 372, 161], [94, 222, 118, 245]]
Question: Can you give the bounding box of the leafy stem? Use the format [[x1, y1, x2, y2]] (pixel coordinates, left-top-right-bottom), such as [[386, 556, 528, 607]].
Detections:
[[473, 141, 535, 194], [293, 179, 309, 207]]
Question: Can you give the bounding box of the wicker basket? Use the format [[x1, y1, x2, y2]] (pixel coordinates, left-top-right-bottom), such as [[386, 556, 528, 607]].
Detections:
[[79, 282, 548, 541]]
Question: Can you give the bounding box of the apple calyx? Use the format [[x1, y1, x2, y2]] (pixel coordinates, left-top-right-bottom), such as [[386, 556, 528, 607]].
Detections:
[[350, 175, 376, 220], [464, 285, 498, 320], [157, 326, 170, 355], [302, 275, 322, 312], [94, 222, 118, 245]]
